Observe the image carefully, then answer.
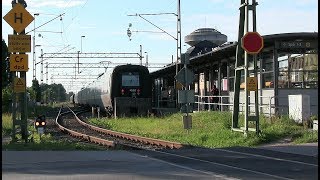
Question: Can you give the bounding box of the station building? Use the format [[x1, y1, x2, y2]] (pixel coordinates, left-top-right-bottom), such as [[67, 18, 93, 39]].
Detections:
[[151, 28, 318, 117]]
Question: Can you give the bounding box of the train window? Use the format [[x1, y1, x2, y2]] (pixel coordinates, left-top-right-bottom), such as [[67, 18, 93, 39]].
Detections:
[[122, 72, 140, 86]]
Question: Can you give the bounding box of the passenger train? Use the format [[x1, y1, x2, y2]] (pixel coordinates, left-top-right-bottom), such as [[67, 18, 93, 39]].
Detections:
[[73, 64, 152, 117]]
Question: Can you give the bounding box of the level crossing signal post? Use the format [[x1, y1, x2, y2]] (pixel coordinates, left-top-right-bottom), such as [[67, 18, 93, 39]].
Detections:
[[175, 53, 195, 129], [3, 1, 34, 142], [232, 0, 262, 136]]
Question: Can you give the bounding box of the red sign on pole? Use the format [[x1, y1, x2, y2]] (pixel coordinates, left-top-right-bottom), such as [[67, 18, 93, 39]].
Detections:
[[241, 32, 264, 54]]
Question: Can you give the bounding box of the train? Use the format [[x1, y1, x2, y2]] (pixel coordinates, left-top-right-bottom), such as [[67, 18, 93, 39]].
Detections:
[[72, 64, 152, 117]]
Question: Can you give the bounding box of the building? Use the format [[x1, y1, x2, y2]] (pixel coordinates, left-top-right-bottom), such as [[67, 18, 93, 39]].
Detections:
[[151, 31, 318, 117]]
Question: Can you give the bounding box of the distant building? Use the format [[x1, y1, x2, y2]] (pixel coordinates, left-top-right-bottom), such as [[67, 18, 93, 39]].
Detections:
[[184, 28, 227, 47], [184, 28, 228, 57]]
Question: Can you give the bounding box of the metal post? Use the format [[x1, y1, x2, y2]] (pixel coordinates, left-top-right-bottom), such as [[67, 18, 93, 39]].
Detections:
[[11, 72, 17, 142], [20, 29, 28, 142], [81, 35, 85, 53], [218, 60, 221, 111], [252, 0, 260, 134], [140, 45, 142, 66], [226, 59, 230, 110], [174, 0, 182, 109], [144, 52, 148, 67], [273, 46, 279, 115], [97, 107, 100, 118], [40, 49, 44, 84], [46, 62, 48, 84], [244, 0, 249, 135], [33, 13, 39, 80], [232, 0, 245, 129], [77, 51, 80, 74], [259, 55, 263, 113], [114, 98, 117, 119]]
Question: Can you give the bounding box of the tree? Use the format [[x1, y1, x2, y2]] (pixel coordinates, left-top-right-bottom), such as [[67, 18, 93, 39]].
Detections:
[[38, 83, 68, 103], [32, 79, 41, 103], [2, 39, 10, 88], [2, 86, 13, 112]]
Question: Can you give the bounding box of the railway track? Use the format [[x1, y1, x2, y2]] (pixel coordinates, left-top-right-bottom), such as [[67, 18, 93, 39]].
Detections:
[[55, 106, 184, 150]]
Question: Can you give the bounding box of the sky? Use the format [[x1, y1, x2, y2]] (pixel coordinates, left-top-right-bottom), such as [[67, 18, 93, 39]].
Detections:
[[2, 0, 318, 93]]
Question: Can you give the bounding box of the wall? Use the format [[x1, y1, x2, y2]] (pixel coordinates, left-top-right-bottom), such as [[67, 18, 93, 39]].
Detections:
[[278, 89, 318, 116]]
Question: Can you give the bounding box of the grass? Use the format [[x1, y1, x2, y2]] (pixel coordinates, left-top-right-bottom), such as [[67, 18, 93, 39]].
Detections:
[[2, 113, 12, 137], [89, 111, 318, 148], [2, 110, 318, 150], [2, 132, 106, 151], [2, 110, 105, 151]]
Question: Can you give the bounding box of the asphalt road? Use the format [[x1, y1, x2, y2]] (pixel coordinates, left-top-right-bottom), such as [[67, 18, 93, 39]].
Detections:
[[2, 144, 318, 180]]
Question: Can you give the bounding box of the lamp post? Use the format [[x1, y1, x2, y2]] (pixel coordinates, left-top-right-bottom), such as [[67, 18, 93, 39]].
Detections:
[[144, 52, 148, 67], [81, 35, 85, 53], [33, 13, 39, 80], [127, 0, 182, 108]]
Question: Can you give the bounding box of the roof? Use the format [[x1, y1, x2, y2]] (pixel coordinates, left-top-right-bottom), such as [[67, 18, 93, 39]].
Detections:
[[150, 32, 318, 77]]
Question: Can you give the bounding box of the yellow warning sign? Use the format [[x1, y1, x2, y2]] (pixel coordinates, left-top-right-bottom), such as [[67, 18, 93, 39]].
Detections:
[[14, 78, 26, 93], [246, 77, 258, 91], [8, 35, 31, 52], [10, 54, 28, 71], [3, 3, 34, 34]]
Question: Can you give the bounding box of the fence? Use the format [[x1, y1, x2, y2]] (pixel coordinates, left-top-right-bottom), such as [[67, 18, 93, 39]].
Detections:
[[194, 95, 276, 117]]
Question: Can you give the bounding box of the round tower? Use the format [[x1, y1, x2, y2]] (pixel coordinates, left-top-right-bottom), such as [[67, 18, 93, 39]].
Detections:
[[184, 28, 227, 46]]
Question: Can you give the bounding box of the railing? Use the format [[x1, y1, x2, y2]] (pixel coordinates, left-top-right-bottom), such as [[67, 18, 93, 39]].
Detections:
[[194, 95, 276, 117], [154, 93, 276, 117]]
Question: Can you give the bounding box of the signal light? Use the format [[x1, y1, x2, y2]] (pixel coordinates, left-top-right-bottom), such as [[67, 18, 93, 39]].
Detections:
[[41, 122, 46, 126], [137, 89, 141, 95], [35, 122, 40, 126], [121, 89, 125, 95]]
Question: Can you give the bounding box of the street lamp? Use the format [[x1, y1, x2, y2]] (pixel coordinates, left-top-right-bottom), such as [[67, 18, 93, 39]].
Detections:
[[127, 0, 182, 107], [33, 13, 40, 80], [144, 52, 148, 67], [34, 44, 41, 80], [81, 35, 85, 53]]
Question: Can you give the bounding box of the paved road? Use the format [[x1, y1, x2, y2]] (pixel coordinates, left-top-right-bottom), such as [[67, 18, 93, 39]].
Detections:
[[2, 143, 318, 180], [2, 151, 221, 180], [258, 142, 318, 156]]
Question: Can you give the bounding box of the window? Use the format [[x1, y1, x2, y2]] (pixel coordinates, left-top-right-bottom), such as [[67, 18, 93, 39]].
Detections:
[[122, 73, 140, 87], [278, 53, 318, 88]]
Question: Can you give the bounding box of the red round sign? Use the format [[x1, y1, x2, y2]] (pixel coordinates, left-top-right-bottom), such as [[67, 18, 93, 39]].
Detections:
[[241, 32, 264, 54]]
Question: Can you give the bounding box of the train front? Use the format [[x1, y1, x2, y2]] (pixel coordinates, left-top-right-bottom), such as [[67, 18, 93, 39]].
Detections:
[[111, 65, 152, 117]]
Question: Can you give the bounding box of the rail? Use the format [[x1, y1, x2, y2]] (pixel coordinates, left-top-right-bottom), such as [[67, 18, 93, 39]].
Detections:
[[55, 106, 115, 147], [66, 106, 183, 149]]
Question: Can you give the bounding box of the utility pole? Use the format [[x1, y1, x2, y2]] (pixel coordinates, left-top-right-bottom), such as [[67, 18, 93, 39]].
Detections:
[[33, 13, 39, 80], [127, 0, 182, 108], [3, 0, 33, 143], [232, 0, 261, 136]]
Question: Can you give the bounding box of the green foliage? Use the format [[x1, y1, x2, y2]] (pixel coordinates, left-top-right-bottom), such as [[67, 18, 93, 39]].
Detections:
[[89, 111, 318, 148], [2, 113, 12, 137], [39, 83, 67, 103], [293, 131, 318, 144], [2, 86, 13, 113], [3, 110, 317, 150], [3, 136, 105, 151], [32, 79, 41, 102], [2, 39, 10, 88]]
